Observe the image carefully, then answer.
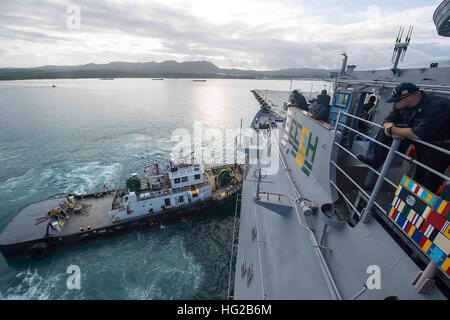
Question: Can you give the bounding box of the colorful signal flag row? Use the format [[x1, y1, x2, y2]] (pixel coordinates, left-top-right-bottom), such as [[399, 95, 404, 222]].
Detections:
[[400, 176, 450, 219], [386, 175, 450, 277]]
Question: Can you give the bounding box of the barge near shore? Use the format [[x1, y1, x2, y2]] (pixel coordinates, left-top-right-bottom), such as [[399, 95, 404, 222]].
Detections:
[[0, 161, 243, 260]]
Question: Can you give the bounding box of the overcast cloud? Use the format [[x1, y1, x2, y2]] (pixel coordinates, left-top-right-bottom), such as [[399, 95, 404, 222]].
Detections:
[[0, 0, 448, 70]]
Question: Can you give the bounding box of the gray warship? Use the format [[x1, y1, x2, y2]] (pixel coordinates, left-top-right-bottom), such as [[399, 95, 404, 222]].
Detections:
[[229, 1, 450, 300]]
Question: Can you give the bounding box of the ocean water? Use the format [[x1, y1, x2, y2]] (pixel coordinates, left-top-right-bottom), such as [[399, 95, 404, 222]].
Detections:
[[0, 78, 327, 299]]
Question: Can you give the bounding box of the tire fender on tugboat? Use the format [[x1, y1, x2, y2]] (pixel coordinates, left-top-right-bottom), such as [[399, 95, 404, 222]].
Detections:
[[28, 242, 50, 259]]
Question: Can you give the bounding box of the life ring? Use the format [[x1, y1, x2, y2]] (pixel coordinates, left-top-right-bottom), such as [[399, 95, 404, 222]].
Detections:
[[28, 242, 49, 259]]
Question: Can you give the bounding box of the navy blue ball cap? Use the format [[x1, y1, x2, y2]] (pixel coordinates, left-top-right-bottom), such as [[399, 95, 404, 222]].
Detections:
[[386, 82, 419, 103]]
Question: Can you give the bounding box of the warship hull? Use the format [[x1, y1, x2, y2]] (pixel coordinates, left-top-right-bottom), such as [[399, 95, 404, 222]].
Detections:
[[232, 61, 450, 299]]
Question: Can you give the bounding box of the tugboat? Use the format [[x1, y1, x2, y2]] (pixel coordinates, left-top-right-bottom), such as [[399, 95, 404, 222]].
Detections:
[[0, 159, 243, 260]]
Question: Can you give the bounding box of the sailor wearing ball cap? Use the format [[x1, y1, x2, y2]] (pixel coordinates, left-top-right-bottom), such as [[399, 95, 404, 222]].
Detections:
[[357, 82, 450, 192]]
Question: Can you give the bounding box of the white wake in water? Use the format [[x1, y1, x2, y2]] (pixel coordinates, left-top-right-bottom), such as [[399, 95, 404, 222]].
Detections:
[[0, 161, 122, 197], [0, 267, 64, 300]]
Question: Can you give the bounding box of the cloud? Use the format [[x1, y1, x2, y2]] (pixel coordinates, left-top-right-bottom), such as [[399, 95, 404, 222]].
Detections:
[[0, 0, 447, 70]]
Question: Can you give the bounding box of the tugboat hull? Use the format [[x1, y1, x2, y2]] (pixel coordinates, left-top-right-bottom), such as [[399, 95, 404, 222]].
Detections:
[[0, 192, 239, 260]]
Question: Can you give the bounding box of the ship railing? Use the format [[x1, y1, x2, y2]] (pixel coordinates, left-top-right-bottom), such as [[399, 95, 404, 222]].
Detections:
[[137, 180, 210, 201], [332, 109, 449, 223], [227, 192, 242, 300]]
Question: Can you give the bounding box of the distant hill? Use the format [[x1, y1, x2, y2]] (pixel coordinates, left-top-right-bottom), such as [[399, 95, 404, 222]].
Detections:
[[0, 60, 332, 80]]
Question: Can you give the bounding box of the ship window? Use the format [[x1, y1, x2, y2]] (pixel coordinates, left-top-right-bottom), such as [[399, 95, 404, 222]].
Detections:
[[335, 93, 350, 108], [194, 167, 199, 171], [179, 196, 184, 203], [192, 193, 198, 198], [174, 178, 181, 184], [182, 176, 188, 182], [164, 198, 170, 206], [194, 174, 201, 180]]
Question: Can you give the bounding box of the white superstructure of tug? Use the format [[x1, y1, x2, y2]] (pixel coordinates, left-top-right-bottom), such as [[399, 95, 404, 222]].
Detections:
[[110, 161, 212, 223]]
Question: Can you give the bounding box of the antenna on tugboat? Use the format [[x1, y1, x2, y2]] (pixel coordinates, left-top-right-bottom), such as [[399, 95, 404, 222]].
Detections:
[[143, 128, 151, 167], [239, 118, 243, 146], [234, 136, 238, 165]]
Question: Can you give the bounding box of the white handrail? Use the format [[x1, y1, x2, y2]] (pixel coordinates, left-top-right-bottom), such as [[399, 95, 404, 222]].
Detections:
[[336, 111, 450, 182]]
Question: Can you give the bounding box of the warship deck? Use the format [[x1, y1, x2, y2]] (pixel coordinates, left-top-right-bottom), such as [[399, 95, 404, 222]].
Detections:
[[234, 129, 446, 300]]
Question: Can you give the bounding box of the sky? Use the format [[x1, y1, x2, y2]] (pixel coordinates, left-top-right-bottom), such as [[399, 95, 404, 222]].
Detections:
[[0, 0, 448, 70]]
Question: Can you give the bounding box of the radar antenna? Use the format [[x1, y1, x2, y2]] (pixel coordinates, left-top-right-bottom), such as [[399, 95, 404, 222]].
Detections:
[[400, 26, 413, 61], [391, 26, 403, 63], [391, 25, 413, 75]]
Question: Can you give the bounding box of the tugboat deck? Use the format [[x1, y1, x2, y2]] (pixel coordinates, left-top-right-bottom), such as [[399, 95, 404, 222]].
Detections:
[[61, 194, 115, 236], [0, 194, 115, 246], [0, 198, 62, 244]]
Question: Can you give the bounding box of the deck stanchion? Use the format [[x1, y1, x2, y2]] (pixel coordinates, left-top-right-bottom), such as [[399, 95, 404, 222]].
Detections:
[[361, 139, 400, 223]]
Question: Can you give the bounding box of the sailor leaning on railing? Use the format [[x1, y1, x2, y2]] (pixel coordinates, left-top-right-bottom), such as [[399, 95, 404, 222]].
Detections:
[[357, 82, 450, 193]]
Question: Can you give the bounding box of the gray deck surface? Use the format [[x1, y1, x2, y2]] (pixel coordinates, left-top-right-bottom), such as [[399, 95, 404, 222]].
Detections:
[[235, 89, 447, 299], [0, 194, 115, 245], [235, 160, 446, 299], [61, 195, 114, 235], [235, 165, 331, 299], [0, 198, 62, 244]]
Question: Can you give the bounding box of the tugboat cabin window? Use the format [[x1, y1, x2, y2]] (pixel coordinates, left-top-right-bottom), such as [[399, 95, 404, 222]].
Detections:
[[192, 193, 198, 198], [194, 174, 201, 180], [179, 196, 184, 203], [182, 176, 188, 182], [335, 93, 350, 108], [174, 178, 181, 184], [164, 198, 170, 206]]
